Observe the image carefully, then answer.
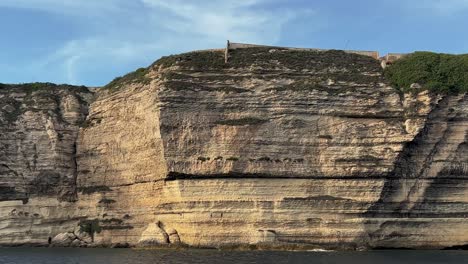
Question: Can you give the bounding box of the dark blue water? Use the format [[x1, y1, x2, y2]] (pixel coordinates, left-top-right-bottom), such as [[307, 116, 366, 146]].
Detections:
[[0, 248, 466, 264]]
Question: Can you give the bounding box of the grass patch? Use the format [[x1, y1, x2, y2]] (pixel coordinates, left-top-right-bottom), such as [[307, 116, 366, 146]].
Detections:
[[1, 82, 90, 125], [0, 82, 89, 94], [151, 48, 381, 74], [152, 51, 225, 69], [104, 67, 151, 92], [385, 51, 468, 93], [228, 48, 382, 72]]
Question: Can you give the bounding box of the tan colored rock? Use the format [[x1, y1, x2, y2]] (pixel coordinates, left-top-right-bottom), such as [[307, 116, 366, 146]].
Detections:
[[167, 228, 181, 244], [70, 239, 82, 247], [73, 226, 93, 244], [0, 49, 467, 250], [52, 232, 76, 247], [138, 222, 169, 246], [258, 230, 277, 243]]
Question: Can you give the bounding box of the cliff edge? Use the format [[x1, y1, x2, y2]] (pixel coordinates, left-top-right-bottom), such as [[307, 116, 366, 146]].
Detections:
[[0, 48, 466, 249]]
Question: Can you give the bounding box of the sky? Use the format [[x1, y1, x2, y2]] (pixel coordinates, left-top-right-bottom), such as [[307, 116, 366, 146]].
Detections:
[[0, 0, 467, 86]]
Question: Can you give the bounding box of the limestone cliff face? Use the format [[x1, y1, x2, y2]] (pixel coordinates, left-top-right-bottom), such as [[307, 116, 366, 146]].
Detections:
[[0, 83, 92, 245], [0, 48, 466, 249], [0, 84, 92, 201]]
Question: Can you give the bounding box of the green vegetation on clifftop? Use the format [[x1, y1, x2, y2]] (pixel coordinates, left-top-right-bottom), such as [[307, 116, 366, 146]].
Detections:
[[153, 51, 225, 69], [385, 52, 468, 93], [152, 48, 382, 74], [104, 67, 151, 92], [0, 82, 89, 93]]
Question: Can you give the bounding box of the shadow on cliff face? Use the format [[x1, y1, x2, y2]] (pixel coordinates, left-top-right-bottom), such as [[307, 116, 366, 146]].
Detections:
[[26, 171, 78, 202], [0, 186, 25, 202], [410, 139, 468, 216], [359, 94, 468, 249]]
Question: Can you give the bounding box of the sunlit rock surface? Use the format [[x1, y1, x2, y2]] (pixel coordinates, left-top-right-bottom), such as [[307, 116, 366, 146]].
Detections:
[[0, 48, 466, 249]]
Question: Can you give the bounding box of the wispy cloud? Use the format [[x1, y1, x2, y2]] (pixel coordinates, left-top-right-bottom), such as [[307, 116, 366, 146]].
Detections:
[[142, 0, 298, 43], [0, 0, 313, 85]]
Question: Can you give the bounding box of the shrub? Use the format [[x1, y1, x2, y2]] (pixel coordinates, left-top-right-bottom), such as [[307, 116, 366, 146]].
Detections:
[[385, 52, 468, 93], [79, 219, 101, 241]]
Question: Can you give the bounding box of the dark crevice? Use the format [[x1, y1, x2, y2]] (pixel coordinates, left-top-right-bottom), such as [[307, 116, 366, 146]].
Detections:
[[165, 171, 468, 181], [365, 95, 451, 217], [443, 244, 468, 250], [361, 94, 467, 247]]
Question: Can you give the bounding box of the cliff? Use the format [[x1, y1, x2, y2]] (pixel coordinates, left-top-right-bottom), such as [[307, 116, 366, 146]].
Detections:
[[0, 48, 466, 250]]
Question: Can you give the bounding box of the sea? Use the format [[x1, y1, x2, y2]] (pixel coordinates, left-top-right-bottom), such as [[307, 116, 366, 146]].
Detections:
[[0, 248, 466, 264]]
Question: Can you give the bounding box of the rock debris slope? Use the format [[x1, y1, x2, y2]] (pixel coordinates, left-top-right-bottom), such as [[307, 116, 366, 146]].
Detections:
[[0, 48, 466, 249]]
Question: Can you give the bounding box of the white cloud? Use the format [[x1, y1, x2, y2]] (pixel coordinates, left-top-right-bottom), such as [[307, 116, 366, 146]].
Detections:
[[0, 0, 314, 85], [141, 0, 293, 43]]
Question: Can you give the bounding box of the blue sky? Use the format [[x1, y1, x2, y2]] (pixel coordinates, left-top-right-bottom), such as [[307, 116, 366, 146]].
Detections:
[[0, 0, 467, 86]]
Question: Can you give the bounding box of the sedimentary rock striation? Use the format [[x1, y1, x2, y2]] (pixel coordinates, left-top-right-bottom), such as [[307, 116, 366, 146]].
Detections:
[[0, 48, 466, 249]]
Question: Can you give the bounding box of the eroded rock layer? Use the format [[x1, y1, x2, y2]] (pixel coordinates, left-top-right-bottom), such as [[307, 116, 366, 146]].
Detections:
[[0, 48, 466, 249], [0, 83, 92, 245]]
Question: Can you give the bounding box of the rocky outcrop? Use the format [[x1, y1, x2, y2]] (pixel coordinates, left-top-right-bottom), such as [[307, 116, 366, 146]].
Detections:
[[51, 228, 93, 248], [137, 222, 169, 246], [0, 83, 92, 246], [0, 83, 92, 202], [0, 48, 466, 249]]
